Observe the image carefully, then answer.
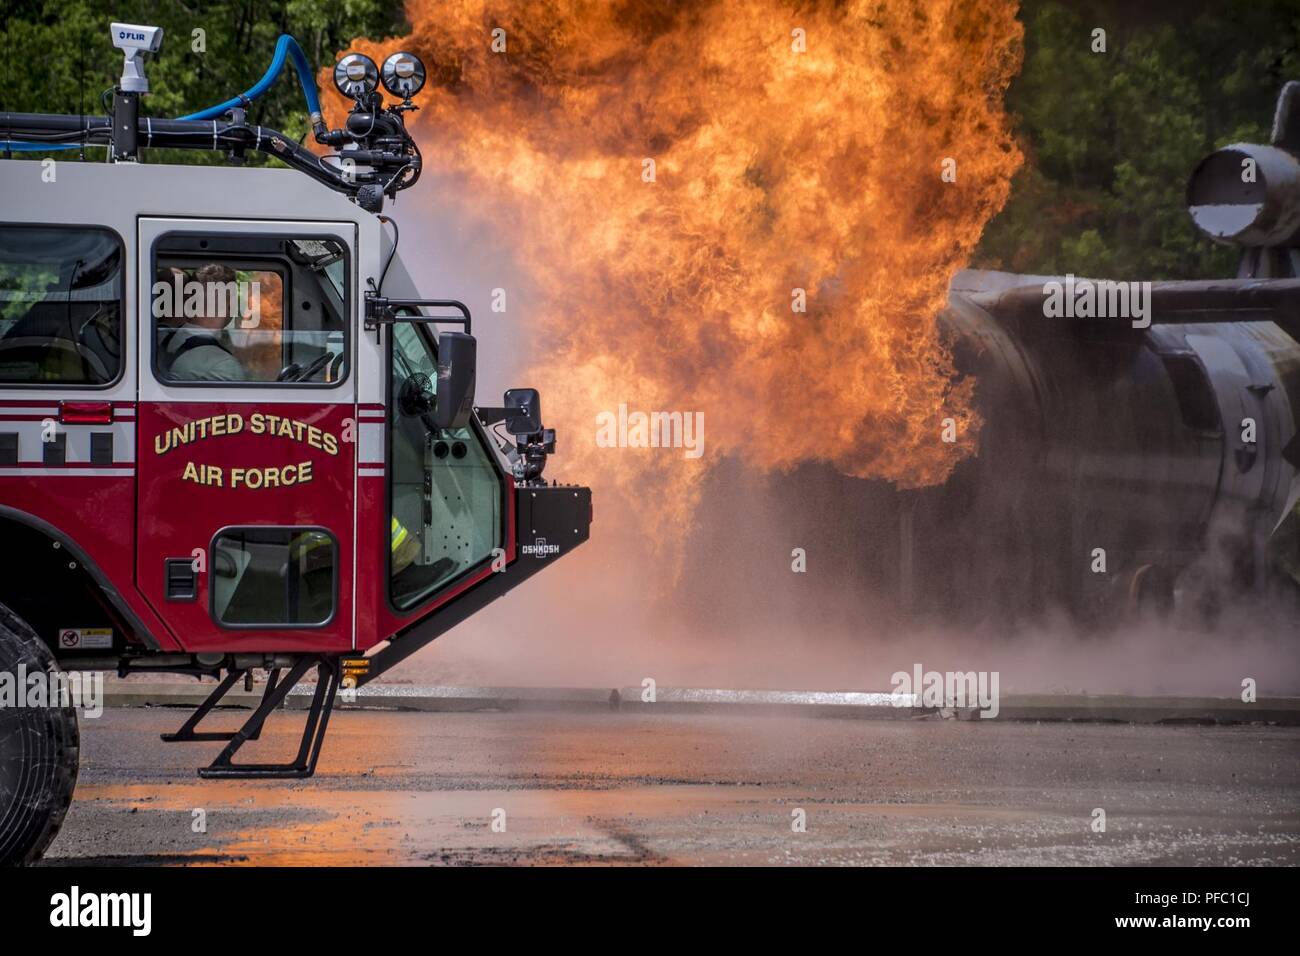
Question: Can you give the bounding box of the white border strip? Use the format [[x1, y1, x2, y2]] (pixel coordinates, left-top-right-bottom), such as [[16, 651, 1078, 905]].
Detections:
[[0, 467, 135, 477], [0, 407, 60, 417]]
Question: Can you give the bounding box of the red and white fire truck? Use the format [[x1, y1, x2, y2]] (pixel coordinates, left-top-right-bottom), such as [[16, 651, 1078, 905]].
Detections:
[[0, 24, 591, 864]]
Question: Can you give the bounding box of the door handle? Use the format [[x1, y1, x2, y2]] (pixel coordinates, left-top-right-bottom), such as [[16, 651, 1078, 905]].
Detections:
[[164, 558, 197, 601]]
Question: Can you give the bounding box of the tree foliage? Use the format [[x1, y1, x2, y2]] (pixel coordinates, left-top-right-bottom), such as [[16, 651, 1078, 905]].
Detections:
[[4, 0, 1299, 280], [975, 0, 1300, 279], [1, 0, 407, 165]]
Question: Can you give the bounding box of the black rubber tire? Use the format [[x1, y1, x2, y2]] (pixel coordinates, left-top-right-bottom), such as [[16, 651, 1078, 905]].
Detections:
[[0, 601, 80, 866]]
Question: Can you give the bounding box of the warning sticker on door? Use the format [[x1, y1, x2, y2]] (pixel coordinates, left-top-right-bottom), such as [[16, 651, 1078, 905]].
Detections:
[[58, 628, 113, 650]]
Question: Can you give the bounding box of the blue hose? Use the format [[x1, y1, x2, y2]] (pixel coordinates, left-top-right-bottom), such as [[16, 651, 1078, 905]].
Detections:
[[0, 142, 90, 151], [1, 34, 319, 152], [179, 34, 322, 121]]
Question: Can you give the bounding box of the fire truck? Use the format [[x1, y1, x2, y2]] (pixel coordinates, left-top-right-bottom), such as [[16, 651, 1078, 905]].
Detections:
[[0, 24, 591, 864]]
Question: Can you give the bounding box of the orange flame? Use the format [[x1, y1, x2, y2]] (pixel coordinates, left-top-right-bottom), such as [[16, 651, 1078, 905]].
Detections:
[[325, 0, 1023, 547]]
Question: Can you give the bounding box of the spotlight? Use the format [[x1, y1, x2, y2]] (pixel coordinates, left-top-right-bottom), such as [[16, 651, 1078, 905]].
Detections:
[[333, 53, 379, 99], [381, 52, 427, 100]]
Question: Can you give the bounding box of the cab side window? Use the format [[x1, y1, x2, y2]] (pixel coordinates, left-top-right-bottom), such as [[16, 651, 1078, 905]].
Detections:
[[152, 235, 347, 385], [0, 225, 123, 386]]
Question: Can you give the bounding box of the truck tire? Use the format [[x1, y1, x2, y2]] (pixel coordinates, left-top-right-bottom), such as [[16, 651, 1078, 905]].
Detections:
[[0, 601, 79, 866]]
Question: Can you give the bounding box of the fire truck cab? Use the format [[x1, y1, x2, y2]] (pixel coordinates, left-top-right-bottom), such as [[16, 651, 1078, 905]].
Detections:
[[0, 28, 590, 865]]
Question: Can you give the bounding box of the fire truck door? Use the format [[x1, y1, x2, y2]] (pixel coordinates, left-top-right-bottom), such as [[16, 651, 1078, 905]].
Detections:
[[135, 218, 358, 653]]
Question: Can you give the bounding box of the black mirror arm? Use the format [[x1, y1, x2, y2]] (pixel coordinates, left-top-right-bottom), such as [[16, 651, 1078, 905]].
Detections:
[[475, 403, 543, 435], [363, 292, 471, 341]]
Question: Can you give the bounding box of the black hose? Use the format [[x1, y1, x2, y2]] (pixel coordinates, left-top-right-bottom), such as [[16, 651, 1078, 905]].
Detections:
[[377, 215, 399, 292], [0, 111, 415, 198]]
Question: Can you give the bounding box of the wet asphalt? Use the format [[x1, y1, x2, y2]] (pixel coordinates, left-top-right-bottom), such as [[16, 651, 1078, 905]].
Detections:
[[43, 707, 1300, 865]]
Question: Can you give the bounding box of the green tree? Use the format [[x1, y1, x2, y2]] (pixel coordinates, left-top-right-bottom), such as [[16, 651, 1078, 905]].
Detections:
[[1, 0, 407, 165], [975, 0, 1300, 280]]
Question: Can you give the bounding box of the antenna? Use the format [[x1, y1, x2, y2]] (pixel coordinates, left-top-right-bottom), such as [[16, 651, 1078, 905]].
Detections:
[[78, 33, 86, 161]]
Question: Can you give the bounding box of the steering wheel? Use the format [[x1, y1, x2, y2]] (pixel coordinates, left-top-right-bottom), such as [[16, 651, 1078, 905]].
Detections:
[[0, 337, 109, 381], [77, 308, 120, 361], [277, 351, 334, 383]]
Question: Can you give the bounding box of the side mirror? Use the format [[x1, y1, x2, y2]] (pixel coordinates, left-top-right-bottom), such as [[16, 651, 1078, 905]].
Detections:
[[503, 388, 541, 435], [474, 388, 554, 481], [432, 331, 476, 430]]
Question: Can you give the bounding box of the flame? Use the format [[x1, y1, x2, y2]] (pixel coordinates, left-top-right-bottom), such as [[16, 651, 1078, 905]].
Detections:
[[240, 270, 284, 380], [324, 0, 1023, 549]]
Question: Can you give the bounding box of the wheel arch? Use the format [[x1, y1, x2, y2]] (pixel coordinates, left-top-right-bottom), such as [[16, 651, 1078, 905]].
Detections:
[[0, 504, 160, 652]]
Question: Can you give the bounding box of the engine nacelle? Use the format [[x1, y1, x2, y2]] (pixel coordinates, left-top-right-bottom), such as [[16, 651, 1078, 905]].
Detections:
[[1187, 143, 1300, 247], [1186, 81, 1300, 279]]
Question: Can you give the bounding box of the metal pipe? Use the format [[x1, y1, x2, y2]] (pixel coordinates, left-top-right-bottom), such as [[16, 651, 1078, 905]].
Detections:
[[0, 111, 412, 195]]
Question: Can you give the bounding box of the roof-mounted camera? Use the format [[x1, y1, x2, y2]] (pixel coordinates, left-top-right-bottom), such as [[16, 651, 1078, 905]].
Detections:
[[111, 22, 163, 93]]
